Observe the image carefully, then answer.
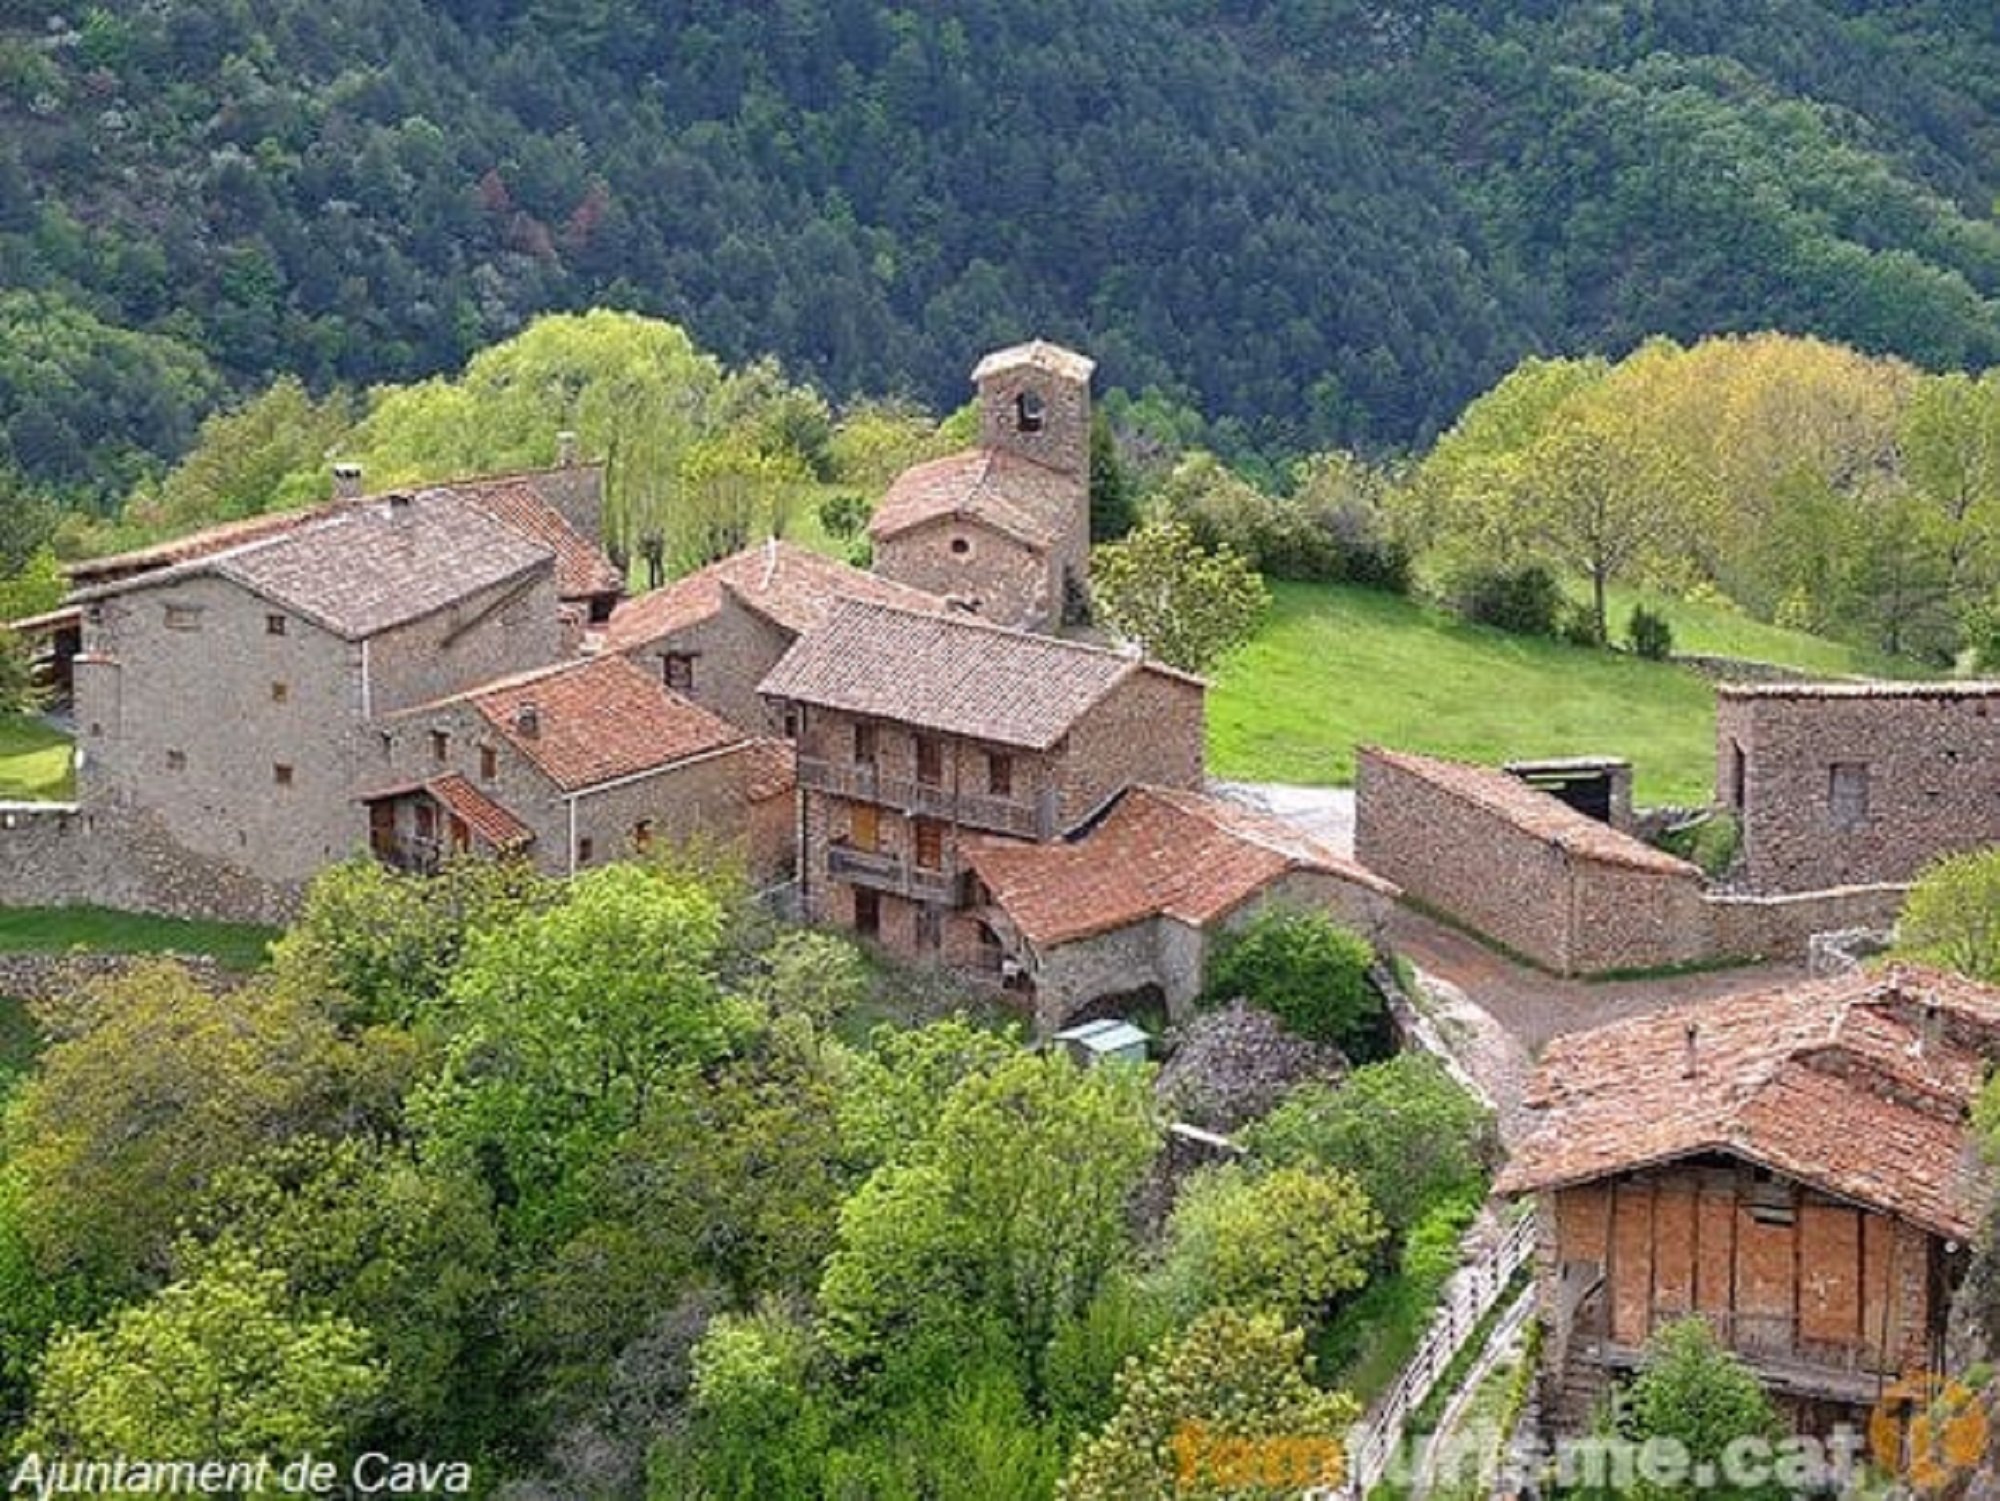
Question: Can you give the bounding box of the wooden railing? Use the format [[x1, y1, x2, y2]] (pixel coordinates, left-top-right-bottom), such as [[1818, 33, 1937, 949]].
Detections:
[[1342, 1211, 1538, 1497], [797, 757, 1048, 839], [826, 844, 961, 904]]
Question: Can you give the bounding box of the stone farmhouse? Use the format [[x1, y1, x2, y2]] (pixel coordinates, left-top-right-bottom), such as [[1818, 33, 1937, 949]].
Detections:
[[868, 340, 1094, 632], [1355, 743, 1906, 976], [961, 784, 1398, 1030], [0, 458, 784, 919], [756, 597, 1206, 1007], [1499, 964, 2000, 1435], [365, 653, 793, 882], [1718, 681, 2000, 894], [601, 538, 948, 734]]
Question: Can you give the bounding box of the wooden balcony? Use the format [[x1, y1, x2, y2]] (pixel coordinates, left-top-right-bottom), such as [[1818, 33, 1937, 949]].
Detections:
[[826, 843, 965, 905], [798, 756, 1052, 839]]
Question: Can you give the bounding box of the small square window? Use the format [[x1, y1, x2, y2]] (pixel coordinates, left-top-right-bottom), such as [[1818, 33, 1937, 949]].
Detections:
[[430, 730, 450, 764], [632, 818, 654, 853], [914, 817, 945, 872], [265, 614, 287, 636], [783, 708, 800, 740], [1829, 762, 1869, 830], [273, 763, 294, 788], [164, 604, 202, 632], [915, 734, 943, 787], [663, 653, 696, 692], [576, 836, 595, 866], [165, 749, 186, 772], [270, 681, 289, 704], [854, 721, 877, 766], [1015, 389, 1046, 433], [480, 745, 498, 781], [988, 752, 1013, 797]]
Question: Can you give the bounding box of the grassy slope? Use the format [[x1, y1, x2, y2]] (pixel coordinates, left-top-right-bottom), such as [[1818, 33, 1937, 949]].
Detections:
[[0, 907, 278, 971], [1207, 582, 1922, 805], [0, 994, 38, 1075], [0, 716, 74, 801]]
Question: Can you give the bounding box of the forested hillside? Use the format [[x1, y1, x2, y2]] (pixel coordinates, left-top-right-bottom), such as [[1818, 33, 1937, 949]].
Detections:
[[4, 0, 2000, 504]]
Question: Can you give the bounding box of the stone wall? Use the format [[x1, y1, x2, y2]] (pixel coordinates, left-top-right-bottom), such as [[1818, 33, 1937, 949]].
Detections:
[[1057, 668, 1206, 824], [873, 519, 1055, 631], [617, 597, 794, 736], [0, 949, 243, 1005], [1356, 748, 1903, 975], [0, 802, 300, 925], [1719, 685, 2000, 894]]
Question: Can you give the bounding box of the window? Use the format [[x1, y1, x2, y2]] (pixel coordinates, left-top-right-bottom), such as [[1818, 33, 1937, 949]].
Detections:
[[1015, 389, 1045, 433], [576, 836, 595, 866], [414, 802, 436, 841], [663, 652, 696, 692], [853, 886, 881, 938], [783, 708, 800, 740], [950, 536, 971, 556], [164, 604, 202, 632], [265, 614, 287, 636], [270, 681, 289, 704], [916, 904, 942, 953], [1829, 762, 1870, 830], [430, 730, 450, 764], [914, 817, 945, 872], [915, 734, 943, 787], [853, 721, 877, 766], [850, 803, 879, 852], [273, 763, 294, 788], [633, 818, 655, 853], [987, 752, 1013, 797], [165, 749, 186, 772], [480, 745, 498, 781]]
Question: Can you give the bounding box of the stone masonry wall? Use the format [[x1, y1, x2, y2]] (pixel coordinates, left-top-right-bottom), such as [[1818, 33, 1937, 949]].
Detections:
[[618, 598, 794, 736], [874, 520, 1054, 631], [1056, 669, 1206, 827], [0, 802, 301, 924], [1720, 686, 2000, 894]]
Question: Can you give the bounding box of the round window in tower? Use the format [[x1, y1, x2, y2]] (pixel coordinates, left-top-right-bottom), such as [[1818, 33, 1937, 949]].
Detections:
[[950, 535, 971, 556]]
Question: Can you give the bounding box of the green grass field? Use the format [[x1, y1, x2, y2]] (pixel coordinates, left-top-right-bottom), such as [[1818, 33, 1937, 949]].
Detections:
[[0, 906, 279, 971], [1592, 581, 1925, 679], [0, 715, 74, 801], [1206, 582, 1913, 805]]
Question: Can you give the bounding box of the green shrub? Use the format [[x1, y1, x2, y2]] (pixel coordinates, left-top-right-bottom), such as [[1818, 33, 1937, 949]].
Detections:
[[1450, 564, 1562, 636], [1627, 604, 1675, 660], [817, 491, 871, 540], [1243, 1055, 1494, 1240], [1658, 811, 1740, 880], [1203, 908, 1385, 1056], [1558, 599, 1605, 647]]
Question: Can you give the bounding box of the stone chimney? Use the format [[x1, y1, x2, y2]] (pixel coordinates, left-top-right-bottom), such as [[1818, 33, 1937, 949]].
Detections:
[[332, 462, 364, 501], [556, 430, 579, 468]]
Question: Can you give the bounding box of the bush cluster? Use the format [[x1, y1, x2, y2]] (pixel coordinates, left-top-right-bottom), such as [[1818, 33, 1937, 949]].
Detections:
[[1450, 563, 1563, 636], [1627, 604, 1675, 659], [1202, 908, 1387, 1059]]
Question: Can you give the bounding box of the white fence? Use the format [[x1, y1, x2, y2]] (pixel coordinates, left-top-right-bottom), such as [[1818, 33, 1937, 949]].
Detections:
[[1342, 1210, 1538, 1496]]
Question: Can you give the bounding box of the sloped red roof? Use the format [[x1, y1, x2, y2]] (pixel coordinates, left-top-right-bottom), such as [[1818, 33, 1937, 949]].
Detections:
[[66, 502, 355, 586], [1496, 965, 2000, 1239], [963, 786, 1397, 947], [420, 655, 743, 793], [759, 598, 1200, 750], [868, 447, 1080, 549], [427, 476, 621, 602], [425, 774, 534, 851], [603, 540, 946, 652], [1360, 746, 1697, 876]]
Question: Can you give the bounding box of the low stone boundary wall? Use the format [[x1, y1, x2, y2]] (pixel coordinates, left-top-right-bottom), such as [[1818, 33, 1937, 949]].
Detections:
[[0, 950, 242, 1005], [1704, 882, 1907, 963], [0, 801, 300, 925]]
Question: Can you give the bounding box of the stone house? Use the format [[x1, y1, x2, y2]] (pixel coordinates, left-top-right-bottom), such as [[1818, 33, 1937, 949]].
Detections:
[[68, 490, 564, 888], [1498, 965, 2000, 1436], [757, 598, 1205, 983], [1354, 746, 1904, 976], [365, 653, 794, 883], [602, 539, 947, 734], [869, 340, 1094, 633], [1718, 681, 2000, 895], [960, 785, 1399, 1031]]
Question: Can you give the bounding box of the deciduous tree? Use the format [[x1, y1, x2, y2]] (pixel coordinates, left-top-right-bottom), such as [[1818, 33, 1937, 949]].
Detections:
[[1090, 520, 1270, 674]]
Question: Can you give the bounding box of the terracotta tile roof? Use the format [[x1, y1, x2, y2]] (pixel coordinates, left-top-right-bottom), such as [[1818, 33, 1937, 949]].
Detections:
[[1718, 680, 2000, 701], [963, 786, 1398, 947], [1496, 965, 2000, 1239], [65, 502, 353, 586], [868, 447, 1080, 549], [423, 476, 621, 603], [758, 598, 1199, 749], [603, 540, 946, 652], [445, 654, 743, 793], [1360, 746, 1697, 877], [3, 604, 80, 634], [740, 738, 796, 803], [213, 496, 552, 639], [424, 774, 533, 851], [972, 339, 1096, 385]]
